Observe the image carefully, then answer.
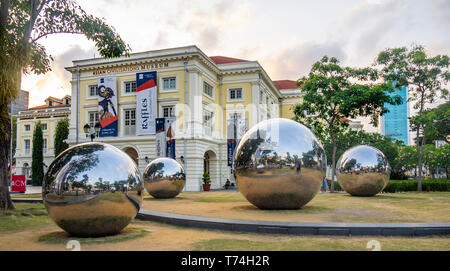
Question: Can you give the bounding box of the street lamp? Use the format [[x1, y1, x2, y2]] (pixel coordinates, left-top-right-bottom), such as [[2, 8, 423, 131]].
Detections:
[[84, 122, 101, 142]]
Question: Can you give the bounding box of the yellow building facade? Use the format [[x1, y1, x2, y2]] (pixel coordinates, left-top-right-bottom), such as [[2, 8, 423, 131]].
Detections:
[[65, 45, 302, 191], [15, 96, 71, 180]]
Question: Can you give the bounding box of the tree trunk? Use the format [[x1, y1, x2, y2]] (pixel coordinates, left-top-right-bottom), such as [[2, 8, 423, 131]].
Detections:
[[416, 127, 426, 191], [330, 135, 337, 193], [416, 90, 426, 191], [0, 104, 14, 210]]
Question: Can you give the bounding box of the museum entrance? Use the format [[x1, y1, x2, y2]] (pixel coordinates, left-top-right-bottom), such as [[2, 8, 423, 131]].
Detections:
[[123, 147, 139, 166], [203, 150, 218, 187], [204, 152, 210, 174]]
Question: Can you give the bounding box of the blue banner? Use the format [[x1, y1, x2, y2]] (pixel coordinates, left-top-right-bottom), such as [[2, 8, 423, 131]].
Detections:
[[227, 139, 236, 167], [155, 118, 165, 157], [166, 118, 176, 159]]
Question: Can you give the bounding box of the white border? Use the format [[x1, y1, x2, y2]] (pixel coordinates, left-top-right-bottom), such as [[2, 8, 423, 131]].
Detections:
[[202, 80, 215, 100], [120, 105, 137, 137], [121, 79, 137, 97], [159, 74, 179, 93], [86, 83, 98, 100], [227, 86, 244, 102]]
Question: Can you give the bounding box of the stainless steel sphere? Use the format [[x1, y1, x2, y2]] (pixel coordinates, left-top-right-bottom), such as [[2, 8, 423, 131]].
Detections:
[[233, 118, 327, 209], [337, 145, 391, 196], [43, 142, 143, 237], [143, 157, 185, 198]]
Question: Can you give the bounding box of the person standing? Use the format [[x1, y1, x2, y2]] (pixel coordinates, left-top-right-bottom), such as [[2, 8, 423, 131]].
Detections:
[[321, 177, 328, 193]]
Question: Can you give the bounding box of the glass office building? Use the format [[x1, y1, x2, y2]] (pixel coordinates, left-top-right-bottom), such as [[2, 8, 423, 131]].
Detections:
[[380, 86, 410, 145]]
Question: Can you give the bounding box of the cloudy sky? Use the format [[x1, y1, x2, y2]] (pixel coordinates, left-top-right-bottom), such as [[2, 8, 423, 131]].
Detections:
[[22, 0, 449, 130]]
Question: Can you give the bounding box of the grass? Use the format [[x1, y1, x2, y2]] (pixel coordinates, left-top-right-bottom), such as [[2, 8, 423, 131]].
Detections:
[[38, 227, 149, 244], [142, 191, 450, 223], [192, 236, 450, 251], [0, 203, 52, 232], [11, 193, 42, 198], [145, 196, 187, 201], [196, 193, 245, 203]]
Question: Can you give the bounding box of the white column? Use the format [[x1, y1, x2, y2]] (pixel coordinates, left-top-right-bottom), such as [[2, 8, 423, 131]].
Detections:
[[251, 80, 260, 127], [68, 76, 78, 145], [49, 117, 55, 156], [188, 67, 202, 138]]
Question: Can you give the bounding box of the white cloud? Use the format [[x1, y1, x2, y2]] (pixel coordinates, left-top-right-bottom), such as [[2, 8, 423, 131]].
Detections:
[[260, 42, 346, 80]]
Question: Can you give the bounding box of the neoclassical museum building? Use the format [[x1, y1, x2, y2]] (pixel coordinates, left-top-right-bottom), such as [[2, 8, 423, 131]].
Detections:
[[64, 45, 302, 191]]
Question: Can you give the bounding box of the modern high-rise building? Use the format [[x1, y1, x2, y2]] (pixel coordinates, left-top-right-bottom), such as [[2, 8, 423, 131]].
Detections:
[[378, 86, 410, 145], [8, 89, 29, 115]]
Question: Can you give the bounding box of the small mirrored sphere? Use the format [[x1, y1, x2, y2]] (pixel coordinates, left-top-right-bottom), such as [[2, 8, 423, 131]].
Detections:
[[43, 142, 143, 237], [143, 157, 185, 198], [337, 145, 391, 196], [233, 118, 327, 209]]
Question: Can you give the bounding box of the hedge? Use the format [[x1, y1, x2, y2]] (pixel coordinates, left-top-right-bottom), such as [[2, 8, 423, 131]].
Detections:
[[383, 179, 450, 193], [327, 180, 343, 191], [327, 179, 450, 193]]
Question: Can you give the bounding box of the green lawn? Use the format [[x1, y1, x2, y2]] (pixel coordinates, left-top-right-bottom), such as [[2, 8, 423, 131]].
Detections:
[[143, 191, 450, 223], [11, 193, 42, 198], [38, 227, 149, 244], [0, 203, 52, 232], [193, 236, 450, 251]]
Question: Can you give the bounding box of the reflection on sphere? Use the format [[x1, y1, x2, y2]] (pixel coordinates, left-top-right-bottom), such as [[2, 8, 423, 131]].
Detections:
[[337, 145, 390, 196], [234, 118, 326, 209], [43, 142, 143, 237], [143, 157, 185, 198]]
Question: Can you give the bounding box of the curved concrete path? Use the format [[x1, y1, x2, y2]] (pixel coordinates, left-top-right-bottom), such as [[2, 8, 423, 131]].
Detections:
[[137, 209, 450, 236], [12, 198, 450, 236]]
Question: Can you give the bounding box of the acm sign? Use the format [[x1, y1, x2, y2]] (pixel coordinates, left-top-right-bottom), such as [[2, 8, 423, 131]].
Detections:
[[11, 175, 26, 192]]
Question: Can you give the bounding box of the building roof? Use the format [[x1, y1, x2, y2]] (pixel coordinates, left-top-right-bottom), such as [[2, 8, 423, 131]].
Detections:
[[45, 96, 63, 102], [28, 104, 69, 110], [273, 80, 299, 90], [209, 56, 249, 65]]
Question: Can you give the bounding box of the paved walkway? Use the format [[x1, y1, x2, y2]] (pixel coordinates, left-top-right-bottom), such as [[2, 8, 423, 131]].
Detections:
[[136, 208, 450, 236]]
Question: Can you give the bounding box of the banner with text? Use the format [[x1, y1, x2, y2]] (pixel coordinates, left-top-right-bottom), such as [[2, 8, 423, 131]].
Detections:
[[227, 139, 236, 167], [98, 76, 118, 137], [155, 118, 166, 157], [136, 71, 157, 135], [227, 118, 248, 167], [165, 118, 176, 159]]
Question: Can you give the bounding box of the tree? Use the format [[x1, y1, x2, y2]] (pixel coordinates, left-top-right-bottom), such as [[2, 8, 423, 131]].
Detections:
[[375, 45, 450, 190], [422, 144, 438, 178], [436, 144, 450, 179], [0, 0, 130, 209], [54, 117, 69, 157], [294, 56, 402, 192], [411, 101, 450, 145], [396, 145, 418, 178], [31, 121, 43, 186]]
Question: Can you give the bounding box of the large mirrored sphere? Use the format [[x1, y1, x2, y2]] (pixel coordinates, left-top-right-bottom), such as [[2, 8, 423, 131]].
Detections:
[[143, 157, 185, 198], [337, 145, 391, 196], [233, 118, 327, 209], [43, 142, 143, 237]]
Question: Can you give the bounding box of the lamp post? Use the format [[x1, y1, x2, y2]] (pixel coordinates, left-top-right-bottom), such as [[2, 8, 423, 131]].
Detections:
[[84, 122, 101, 142]]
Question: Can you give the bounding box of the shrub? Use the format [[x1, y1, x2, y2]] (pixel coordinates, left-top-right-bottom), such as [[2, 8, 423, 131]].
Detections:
[[327, 180, 343, 191], [383, 179, 450, 192], [202, 172, 211, 184]]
